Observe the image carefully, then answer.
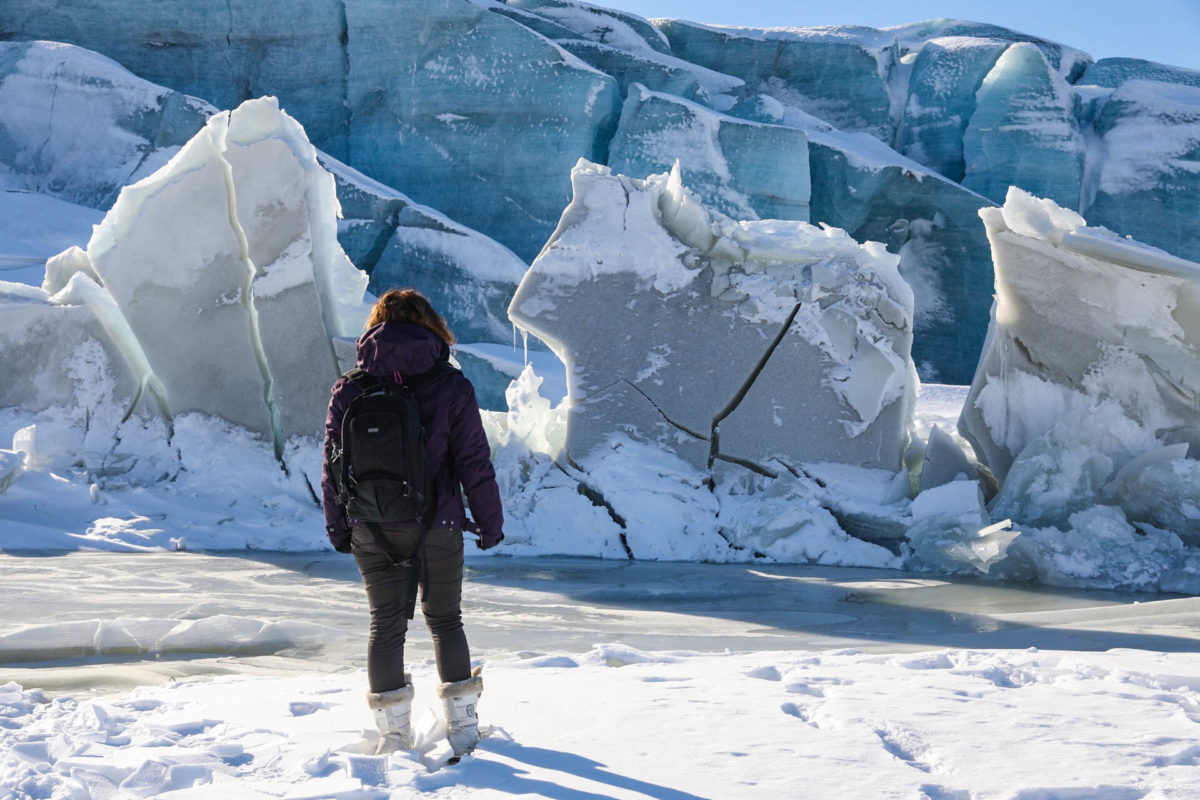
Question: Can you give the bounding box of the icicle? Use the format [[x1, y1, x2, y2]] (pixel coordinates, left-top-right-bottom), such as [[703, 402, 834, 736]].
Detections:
[[522, 328, 529, 365]]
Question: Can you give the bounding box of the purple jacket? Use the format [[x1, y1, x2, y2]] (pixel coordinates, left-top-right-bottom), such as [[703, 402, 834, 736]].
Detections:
[[321, 322, 504, 550]]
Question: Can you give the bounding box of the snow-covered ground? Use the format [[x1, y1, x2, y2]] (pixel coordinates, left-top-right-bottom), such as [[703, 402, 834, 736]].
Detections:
[[3, 552, 1200, 799]]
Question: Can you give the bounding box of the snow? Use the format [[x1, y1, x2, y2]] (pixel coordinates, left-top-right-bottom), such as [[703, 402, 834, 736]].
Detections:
[[0, 192, 103, 285], [3, 640, 1200, 798]]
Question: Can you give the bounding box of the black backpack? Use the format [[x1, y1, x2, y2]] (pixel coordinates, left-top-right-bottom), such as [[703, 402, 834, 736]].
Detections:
[[333, 361, 458, 526]]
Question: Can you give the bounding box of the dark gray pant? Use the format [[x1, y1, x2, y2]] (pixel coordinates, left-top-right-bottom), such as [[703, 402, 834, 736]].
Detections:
[[352, 524, 471, 693]]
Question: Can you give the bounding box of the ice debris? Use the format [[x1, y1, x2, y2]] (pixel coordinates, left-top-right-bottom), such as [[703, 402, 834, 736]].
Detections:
[[509, 160, 916, 474], [956, 188, 1200, 578]]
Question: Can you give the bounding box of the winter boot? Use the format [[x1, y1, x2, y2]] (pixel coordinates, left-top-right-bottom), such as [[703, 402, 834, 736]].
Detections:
[[367, 676, 414, 755], [438, 666, 483, 761]]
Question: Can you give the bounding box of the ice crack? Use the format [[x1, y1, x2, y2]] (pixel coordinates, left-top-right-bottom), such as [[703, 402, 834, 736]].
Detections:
[[707, 301, 804, 472], [211, 114, 286, 463]]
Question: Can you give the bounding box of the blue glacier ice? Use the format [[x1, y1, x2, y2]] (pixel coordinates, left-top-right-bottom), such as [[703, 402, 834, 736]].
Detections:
[[962, 43, 1085, 208], [1080, 58, 1200, 90], [0, 41, 212, 208], [1, 0, 620, 262], [0, 37, 536, 352], [500, 0, 672, 55], [319, 154, 529, 346], [608, 86, 810, 222], [1084, 80, 1200, 262], [900, 36, 1010, 182], [557, 40, 743, 111], [653, 19, 895, 141]]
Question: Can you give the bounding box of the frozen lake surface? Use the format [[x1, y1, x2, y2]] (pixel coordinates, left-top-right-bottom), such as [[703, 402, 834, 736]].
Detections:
[[5, 552, 1198, 696]]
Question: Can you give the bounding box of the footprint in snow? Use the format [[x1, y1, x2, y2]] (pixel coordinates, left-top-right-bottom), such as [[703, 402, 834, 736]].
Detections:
[[873, 722, 940, 774]]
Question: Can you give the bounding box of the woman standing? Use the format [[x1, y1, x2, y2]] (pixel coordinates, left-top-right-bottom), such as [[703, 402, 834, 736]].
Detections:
[[322, 288, 504, 758]]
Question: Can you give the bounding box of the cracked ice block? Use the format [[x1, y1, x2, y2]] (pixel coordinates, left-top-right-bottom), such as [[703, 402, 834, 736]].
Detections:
[[219, 100, 350, 439], [958, 187, 1200, 484], [86, 98, 365, 441], [962, 43, 1085, 209], [608, 85, 810, 223], [0, 41, 213, 209], [509, 160, 914, 472]]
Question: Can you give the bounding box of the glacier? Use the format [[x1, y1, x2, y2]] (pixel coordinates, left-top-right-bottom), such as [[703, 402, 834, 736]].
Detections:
[[5, 2, 1200, 382], [608, 84, 811, 222], [0, 40, 213, 208]]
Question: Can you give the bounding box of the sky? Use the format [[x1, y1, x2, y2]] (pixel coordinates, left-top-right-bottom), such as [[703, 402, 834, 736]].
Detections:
[[606, 0, 1200, 70]]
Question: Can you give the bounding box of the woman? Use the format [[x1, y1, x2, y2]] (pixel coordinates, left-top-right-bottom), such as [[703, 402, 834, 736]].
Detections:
[[322, 288, 504, 759]]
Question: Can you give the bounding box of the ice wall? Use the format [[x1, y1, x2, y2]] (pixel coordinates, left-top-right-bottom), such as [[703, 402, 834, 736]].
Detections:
[[962, 43, 1085, 208], [654, 20, 895, 142], [1, 0, 620, 262], [0, 41, 213, 208], [958, 188, 1200, 537], [1085, 80, 1200, 265], [608, 85, 810, 222], [509, 160, 915, 474], [318, 154, 529, 346]]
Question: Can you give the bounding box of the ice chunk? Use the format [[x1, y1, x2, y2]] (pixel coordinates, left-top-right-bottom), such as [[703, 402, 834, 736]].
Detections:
[[962, 44, 1085, 209], [715, 468, 899, 567], [609, 85, 810, 222], [918, 424, 979, 492], [86, 97, 366, 444], [1085, 80, 1200, 264], [0, 449, 24, 494], [988, 403, 1157, 529], [0, 41, 213, 209], [906, 480, 1017, 574], [1004, 505, 1200, 592], [0, 283, 141, 417], [960, 188, 1200, 484], [961, 189, 1200, 546], [1108, 453, 1200, 546], [509, 160, 914, 473]]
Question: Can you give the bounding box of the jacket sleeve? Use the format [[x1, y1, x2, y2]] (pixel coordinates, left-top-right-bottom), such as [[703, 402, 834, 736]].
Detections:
[[448, 377, 504, 546], [321, 379, 351, 551]]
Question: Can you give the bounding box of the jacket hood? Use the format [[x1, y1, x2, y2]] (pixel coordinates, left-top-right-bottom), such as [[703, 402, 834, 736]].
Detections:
[[356, 322, 449, 377]]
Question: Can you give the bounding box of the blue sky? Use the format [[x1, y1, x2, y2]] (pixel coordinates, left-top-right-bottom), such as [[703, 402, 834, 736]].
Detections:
[[607, 0, 1200, 70]]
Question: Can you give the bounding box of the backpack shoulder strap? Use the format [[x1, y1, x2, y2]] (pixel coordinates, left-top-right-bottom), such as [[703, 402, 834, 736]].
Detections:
[[343, 367, 382, 394]]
